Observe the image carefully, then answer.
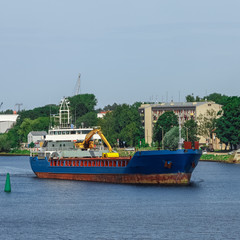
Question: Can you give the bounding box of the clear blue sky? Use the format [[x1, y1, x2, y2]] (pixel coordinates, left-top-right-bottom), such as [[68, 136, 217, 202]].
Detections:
[[1, 0, 240, 111]]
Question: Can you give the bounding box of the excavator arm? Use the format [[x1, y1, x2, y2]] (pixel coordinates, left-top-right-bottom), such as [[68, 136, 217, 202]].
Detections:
[[75, 128, 113, 153], [96, 129, 112, 152]]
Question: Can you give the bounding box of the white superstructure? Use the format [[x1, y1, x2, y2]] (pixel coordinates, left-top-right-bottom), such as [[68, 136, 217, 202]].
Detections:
[[46, 127, 100, 142], [46, 97, 100, 142]]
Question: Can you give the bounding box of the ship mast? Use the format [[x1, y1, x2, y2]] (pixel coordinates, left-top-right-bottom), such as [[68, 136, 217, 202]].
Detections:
[[178, 113, 183, 150], [59, 98, 71, 128]]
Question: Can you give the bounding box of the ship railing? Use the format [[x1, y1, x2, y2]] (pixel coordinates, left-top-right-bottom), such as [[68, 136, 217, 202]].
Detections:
[[43, 146, 75, 152]]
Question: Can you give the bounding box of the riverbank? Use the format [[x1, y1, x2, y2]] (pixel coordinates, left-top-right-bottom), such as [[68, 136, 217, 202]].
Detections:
[[0, 149, 30, 156], [200, 153, 240, 163]]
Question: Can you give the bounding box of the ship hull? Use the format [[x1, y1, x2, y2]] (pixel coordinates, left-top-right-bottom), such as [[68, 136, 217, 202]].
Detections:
[[30, 149, 201, 185], [35, 172, 191, 184]]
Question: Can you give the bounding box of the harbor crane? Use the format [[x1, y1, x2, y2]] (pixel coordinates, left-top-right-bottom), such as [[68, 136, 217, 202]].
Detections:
[[74, 73, 81, 96], [0, 102, 3, 111]]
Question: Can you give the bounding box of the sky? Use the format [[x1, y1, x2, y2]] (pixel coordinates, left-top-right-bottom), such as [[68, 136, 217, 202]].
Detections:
[[1, 0, 240, 111]]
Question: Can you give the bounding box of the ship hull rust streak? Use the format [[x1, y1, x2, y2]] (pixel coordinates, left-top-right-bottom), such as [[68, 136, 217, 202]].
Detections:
[[35, 172, 191, 184]]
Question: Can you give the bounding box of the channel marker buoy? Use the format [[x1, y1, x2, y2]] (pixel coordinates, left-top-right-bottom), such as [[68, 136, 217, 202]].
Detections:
[[4, 173, 11, 192]]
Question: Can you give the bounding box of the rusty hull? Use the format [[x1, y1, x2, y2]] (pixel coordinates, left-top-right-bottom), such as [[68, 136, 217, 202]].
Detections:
[[35, 172, 191, 185]]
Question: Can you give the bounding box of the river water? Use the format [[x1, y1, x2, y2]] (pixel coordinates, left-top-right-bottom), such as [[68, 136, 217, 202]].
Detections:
[[0, 156, 239, 240]]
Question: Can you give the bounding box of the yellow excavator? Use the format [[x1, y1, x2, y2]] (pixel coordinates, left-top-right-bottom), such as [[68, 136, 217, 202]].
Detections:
[[74, 128, 119, 158]]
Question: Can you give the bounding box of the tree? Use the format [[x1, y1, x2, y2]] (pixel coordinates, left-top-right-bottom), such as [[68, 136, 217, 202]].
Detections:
[[32, 117, 50, 132], [186, 94, 202, 102], [17, 117, 50, 143], [197, 109, 218, 145], [0, 134, 11, 152], [203, 93, 229, 106], [99, 104, 144, 147], [68, 94, 97, 119], [0, 109, 13, 114], [103, 103, 119, 111], [186, 94, 195, 102], [183, 119, 199, 142], [215, 97, 240, 150], [163, 126, 186, 151], [153, 111, 178, 146], [76, 112, 98, 128], [6, 126, 20, 148], [18, 118, 33, 143], [19, 105, 58, 124]]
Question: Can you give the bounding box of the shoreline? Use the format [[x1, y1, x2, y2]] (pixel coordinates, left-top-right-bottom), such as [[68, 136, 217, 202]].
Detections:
[[200, 159, 240, 164], [0, 152, 29, 156]]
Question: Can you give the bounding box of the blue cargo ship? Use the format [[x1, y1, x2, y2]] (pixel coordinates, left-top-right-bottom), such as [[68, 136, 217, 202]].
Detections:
[[29, 97, 201, 184], [30, 148, 201, 184]]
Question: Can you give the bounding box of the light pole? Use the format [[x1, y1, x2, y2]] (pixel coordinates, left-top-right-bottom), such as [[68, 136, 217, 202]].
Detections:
[[183, 126, 188, 142], [159, 127, 164, 150]]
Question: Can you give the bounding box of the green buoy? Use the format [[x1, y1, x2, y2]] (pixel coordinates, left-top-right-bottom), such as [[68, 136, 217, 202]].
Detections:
[[4, 173, 11, 192]]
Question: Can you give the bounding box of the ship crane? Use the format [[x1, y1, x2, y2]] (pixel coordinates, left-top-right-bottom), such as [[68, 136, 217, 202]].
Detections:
[[75, 128, 119, 158]]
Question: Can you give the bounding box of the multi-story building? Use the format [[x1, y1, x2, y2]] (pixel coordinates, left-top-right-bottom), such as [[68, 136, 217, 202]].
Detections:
[[139, 101, 222, 147]]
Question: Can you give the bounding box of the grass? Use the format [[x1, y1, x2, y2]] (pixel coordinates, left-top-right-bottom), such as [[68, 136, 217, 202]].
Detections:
[[200, 154, 233, 162], [0, 149, 30, 156]]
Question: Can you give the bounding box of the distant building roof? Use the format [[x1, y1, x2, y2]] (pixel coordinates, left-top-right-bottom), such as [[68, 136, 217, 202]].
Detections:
[[28, 131, 47, 136], [139, 101, 217, 109]]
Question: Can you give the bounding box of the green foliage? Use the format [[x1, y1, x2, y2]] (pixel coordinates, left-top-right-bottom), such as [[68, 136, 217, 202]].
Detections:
[[18, 117, 49, 142], [9, 149, 30, 155], [99, 104, 144, 147], [185, 92, 229, 105], [153, 111, 178, 145], [19, 105, 58, 123], [76, 112, 98, 128], [200, 154, 231, 161], [98, 111, 116, 145], [6, 125, 20, 148], [103, 103, 119, 111], [163, 126, 186, 151], [215, 96, 240, 149], [0, 109, 13, 114], [68, 94, 97, 119], [29, 142, 35, 148], [197, 109, 218, 141], [203, 93, 229, 105], [186, 94, 201, 102], [137, 139, 149, 148], [183, 119, 199, 142], [0, 134, 11, 152]]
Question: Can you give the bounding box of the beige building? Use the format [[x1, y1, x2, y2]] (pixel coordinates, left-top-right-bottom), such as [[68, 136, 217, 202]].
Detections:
[[139, 101, 222, 148]]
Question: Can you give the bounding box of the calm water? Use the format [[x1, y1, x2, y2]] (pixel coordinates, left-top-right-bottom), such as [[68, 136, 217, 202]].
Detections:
[[0, 156, 240, 240]]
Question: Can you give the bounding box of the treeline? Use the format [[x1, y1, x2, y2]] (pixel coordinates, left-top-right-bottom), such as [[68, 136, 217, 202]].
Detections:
[[0, 94, 144, 151], [0, 92, 239, 152]]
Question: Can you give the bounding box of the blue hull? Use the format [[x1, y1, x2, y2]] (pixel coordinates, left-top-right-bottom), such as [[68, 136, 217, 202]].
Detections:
[[30, 149, 202, 184]]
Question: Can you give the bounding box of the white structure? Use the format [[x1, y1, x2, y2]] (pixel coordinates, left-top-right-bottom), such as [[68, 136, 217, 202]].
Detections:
[[46, 128, 100, 142], [0, 114, 19, 133], [97, 111, 109, 118], [28, 131, 47, 145], [47, 98, 100, 142]]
